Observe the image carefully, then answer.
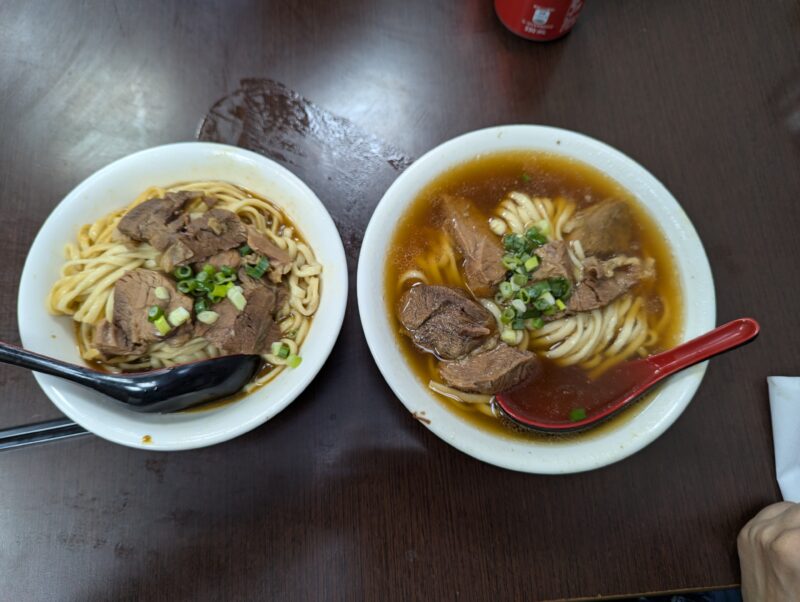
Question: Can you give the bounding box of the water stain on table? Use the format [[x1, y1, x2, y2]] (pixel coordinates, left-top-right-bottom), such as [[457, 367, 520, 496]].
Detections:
[[198, 78, 414, 264]]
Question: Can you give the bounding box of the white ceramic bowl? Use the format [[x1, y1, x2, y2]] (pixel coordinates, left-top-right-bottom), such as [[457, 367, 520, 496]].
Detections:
[[18, 142, 347, 450], [358, 125, 715, 474]]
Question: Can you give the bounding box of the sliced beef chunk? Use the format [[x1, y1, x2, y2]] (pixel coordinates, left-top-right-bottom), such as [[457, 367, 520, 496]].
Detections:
[[532, 240, 573, 282], [117, 191, 199, 250], [245, 226, 292, 283], [439, 344, 539, 394], [195, 284, 281, 354], [567, 199, 635, 256], [161, 208, 247, 272], [439, 194, 506, 297], [93, 269, 192, 356], [398, 284, 495, 360], [194, 249, 241, 272], [566, 257, 654, 312]]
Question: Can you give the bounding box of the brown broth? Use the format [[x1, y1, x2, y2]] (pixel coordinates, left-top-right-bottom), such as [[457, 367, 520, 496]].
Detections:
[[385, 151, 684, 442]]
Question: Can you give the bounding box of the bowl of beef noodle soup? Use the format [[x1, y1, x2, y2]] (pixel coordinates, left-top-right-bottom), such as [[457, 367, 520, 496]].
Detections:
[[358, 126, 714, 473], [18, 143, 347, 450]]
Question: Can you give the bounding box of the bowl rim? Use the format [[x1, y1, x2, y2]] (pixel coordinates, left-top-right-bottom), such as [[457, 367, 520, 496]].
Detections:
[[18, 141, 348, 451], [357, 125, 716, 473]]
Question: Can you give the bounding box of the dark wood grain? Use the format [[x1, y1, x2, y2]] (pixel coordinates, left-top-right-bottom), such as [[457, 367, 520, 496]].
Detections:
[[1, 0, 799, 599]]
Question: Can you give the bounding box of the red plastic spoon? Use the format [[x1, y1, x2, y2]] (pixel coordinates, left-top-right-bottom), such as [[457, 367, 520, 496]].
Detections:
[[495, 318, 760, 434]]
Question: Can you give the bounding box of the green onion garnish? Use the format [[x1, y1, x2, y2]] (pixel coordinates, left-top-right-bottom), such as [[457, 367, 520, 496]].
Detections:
[[211, 284, 229, 299], [196, 310, 219, 325], [529, 280, 551, 298], [147, 306, 164, 322], [517, 288, 530, 303], [511, 318, 525, 331], [535, 219, 551, 236], [555, 298, 566, 311], [194, 298, 209, 314], [525, 317, 545, 330], [154, 286, 169, 300], [511, 273, 527, 287], [500, 329, 517, 344], [498, 281, 514, 299], [214, 271, 235, 284], [167, 306, 190, 327], [238, 244, 252, 257], [500, 307, 515, 324], [569, 407, 587, 422], [286, 353, 302, 368], [195, 271, 209, 284], [524, 227, 547, 248], [524, 256, 539, 271], [220, 265, 235, 277], [271, 342, 290, 359], [245, 256, 270, 279], [511, 299, 527, 314], [502, 254, 521, 270], [174, 266, 192, 280], [153, 315, 171, 335], [227, 286, 247, 311], [202, 264, 216, 276], [177, 280, 195, 294]]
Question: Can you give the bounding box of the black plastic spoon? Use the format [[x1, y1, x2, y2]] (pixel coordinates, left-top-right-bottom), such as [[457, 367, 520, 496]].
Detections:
[[0, 342, 263, 413]]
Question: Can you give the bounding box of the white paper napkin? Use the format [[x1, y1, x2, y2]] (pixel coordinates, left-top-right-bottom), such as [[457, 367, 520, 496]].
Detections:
[[768, 376, 800, 502]]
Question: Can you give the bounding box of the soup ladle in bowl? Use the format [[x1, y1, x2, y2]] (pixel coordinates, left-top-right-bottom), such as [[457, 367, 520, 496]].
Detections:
[[0, 342, 262, 413], [495, 318, 760, 434]]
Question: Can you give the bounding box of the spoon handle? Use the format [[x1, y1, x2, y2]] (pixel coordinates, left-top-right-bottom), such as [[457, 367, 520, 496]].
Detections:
[[0, 341, 101, 388], [648, 318, 760, 375]]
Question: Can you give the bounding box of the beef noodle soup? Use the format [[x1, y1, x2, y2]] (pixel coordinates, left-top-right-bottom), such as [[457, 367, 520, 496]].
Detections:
[[48, 181, 321, 399], [386, 152, 683, 438]]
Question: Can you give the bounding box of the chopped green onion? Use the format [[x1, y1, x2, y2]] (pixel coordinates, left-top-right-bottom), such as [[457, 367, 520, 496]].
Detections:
[[227, 285, 247, 311], [154, 286, 169, 300], [214, 271, 235, 284], [569, 407, 587, 422], [517, 288, 530, 303], [195, 271, 210, 284], [535, 219, 551, 236], [511, 318, 526, 331], [167, 306, 191, 327], [271, 342, 290, 359], [147, 306, 164, 322], [202, 264, 216, 276], [286, 353, 302, 368], [555, 298, 566, 311], [196, 310, 219, 325], [220, 265, 235, 277], [529, 280, 551, 299], [549, 277, 571, 300], [498, 281, 514, 299], [521, 173, 531, 183], [543, 305, 557, 316], [177, 280, 195, 294], [502, 254, 521, 270], [521, 308, 538, 319], [502, 233, 526, 253], [525, 317, 545, 330], [153, 315, 171, 336], [238, 244, 252, 257], [245, 256, 270, 279], [532, 291, 555, 312], [511, 273, 528, 287], [194, 298, 209, 314], [511, 299, 527, 314], [211, 284, 229, 299], [174, 266, 193, 280], [501, 329, 517, 344], [524, 256, 539, 271], [524, 227, 548, 248], [500, 307, 515, 324]]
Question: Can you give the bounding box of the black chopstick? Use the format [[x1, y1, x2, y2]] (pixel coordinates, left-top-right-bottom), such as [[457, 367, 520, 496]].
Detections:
[[0, 417, 89, 451]]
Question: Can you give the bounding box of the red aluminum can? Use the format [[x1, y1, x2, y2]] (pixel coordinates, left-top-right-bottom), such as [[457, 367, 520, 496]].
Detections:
[[495, 0, 585, 41]]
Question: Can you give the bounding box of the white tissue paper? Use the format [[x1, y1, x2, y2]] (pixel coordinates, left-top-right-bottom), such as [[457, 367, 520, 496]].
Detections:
[[768, 376, 800, 502]]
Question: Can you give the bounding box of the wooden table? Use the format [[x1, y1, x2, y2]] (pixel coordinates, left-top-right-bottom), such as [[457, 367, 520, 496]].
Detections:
[[2, 1, 798, 599]]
